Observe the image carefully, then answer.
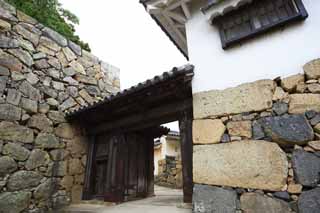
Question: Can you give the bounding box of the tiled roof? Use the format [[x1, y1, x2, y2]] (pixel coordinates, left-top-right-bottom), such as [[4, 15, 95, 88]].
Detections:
[[66, 64, 194, 119]]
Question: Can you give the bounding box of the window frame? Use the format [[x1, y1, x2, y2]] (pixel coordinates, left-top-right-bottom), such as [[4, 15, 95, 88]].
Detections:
[[213, 0, 309, 49]]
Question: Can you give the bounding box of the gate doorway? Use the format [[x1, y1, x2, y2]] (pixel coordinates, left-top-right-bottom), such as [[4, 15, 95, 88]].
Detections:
[[66, 65, 194, 203]]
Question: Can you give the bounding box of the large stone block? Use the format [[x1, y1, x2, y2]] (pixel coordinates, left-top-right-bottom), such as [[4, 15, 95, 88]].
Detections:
[[281, 74, 305, 92], [25, 149, 50, 170], [7, 170, 42, 191], [193, 80, 275, 119], [289, 94, 320, 114], [3, 142, 30, 161], [257, 114, 314, 147], [0, 191, 31, 213], [35, 133, 61, 149], [193, 119, 225, 144], [298, 187, 320, 213], [0, 156, 17, 176], [0, 104, 21, 121], [292, 150, 320, 187], [304, 58, 320, 80], [34, 178, 59, 201], [193, 141, 288, 191], [240, 193, 292, 213], [54, 123, 75, 139], [0, 121, 34, 143], [193, 184, 237, 213]]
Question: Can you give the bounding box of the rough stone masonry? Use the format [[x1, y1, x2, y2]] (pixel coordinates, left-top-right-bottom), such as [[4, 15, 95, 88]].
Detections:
[[0, 1, 120, 212], [192, 59, 320, 213]]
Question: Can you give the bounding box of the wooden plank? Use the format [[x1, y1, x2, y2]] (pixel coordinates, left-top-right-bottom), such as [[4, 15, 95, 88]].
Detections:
[[179, 109, 193, 203]]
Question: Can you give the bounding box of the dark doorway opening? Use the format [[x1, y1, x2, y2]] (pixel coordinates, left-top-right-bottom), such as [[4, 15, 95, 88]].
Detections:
[[66, 65, 194, 203]]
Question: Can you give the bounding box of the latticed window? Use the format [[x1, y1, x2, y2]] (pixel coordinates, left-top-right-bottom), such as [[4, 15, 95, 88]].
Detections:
[[213, 0, 308, 49]]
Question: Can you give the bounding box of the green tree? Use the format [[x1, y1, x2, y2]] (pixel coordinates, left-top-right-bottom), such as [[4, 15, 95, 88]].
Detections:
[[6, 0, 91, 51]]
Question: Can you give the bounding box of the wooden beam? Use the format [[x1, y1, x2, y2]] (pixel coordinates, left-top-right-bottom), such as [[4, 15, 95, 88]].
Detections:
[[86, 99, 192, 135], [162, 13, 187, 45], [163, 10, 187, 24], [166, 0, 191, 11], [181, 3, 191, 19]]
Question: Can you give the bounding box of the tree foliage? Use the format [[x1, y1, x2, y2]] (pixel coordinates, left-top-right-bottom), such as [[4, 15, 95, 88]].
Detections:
[[6, 0, 91, 51]]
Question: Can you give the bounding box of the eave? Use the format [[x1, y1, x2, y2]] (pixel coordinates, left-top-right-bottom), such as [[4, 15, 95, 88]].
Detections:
[[140, 0, 191, 59]]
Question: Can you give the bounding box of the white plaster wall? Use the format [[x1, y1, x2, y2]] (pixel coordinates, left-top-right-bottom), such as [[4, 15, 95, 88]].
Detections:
[[154, 147, 161, 175], [186, 0, 320, 93]]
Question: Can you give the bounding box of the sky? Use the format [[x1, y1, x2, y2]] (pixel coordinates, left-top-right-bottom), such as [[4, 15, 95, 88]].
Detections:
[[59, 0, 187, 90], [59, 0, 186, 130]]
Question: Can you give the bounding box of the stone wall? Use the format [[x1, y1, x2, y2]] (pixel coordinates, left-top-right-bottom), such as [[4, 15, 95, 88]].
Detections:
[[0, 1, 120, 212], [192, 59, 320, 212], [155, 156, 183, 189]]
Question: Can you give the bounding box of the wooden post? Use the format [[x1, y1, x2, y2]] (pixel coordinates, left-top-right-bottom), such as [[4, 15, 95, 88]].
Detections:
[[146, 135, 155, 197], [179, 109, 193, 203], [82, 136, 95, 200]]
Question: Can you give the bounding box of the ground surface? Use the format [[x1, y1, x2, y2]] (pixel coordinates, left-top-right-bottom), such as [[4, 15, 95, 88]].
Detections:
[[63, 185, 192, 213]]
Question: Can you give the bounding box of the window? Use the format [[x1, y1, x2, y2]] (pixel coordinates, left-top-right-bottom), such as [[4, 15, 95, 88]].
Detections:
[[213, 0, 308, 49]]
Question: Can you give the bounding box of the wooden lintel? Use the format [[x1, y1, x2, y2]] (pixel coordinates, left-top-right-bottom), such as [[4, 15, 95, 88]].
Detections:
[[86, 99, 192, 135]]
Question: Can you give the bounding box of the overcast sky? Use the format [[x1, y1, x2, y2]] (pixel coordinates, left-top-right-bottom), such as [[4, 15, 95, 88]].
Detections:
[[59, 0, 187, 90], [59, 0, 186, 130]]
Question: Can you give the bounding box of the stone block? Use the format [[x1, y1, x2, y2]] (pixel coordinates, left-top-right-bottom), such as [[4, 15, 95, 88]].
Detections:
[[298, 187, 320, 213], [8, 48, 33, 67], [287, 183, 303, 194], [308, 141, 320, 151], [0, 191, 31, 213], [3, 142, 30, 161], [71, 185, 83, 203], [25, 149, 50, 170], [304, 59, 320, 80], [289, 94, 320, 114], [21, 97, 38, 113], [68, 158, 84, 175], [193, 184, 237, 213], [34, 178, 58, 201], [7, 170, 42, 191], [14, 24, 39, 46], [28, 114, 53, 133], [0, 156, 17, 177], [193, 80, 275, 119], [0, 103, 21, 121], [292, 149, 320, 187], [54, 123, 75, 139], [61, 175, 74, 190], [257, 114, 314, 147], [227, 120, 252, 138], [240, 193, 292, 213], [0, 121, 34, 143], [193, 119, 225, 144], [69, 61, 86, 75], [42, 27, 67, 47], [35, 133, 61, 149], [19, 81, 41, 101], [6, 89, 21, 106], [59, 97, 77, 112], [281, 74, 305, 92], [193, 141, 288, 191]]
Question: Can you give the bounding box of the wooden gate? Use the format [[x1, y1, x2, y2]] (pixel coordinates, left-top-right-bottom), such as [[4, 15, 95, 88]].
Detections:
[[83, 131, 154, 203]]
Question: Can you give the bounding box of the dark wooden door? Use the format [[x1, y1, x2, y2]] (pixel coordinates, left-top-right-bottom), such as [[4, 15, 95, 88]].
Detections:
[[85, 132, 152, 203]]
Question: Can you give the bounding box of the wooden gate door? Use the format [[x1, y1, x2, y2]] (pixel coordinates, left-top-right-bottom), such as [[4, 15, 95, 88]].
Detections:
[[84, 132, 152, 203]]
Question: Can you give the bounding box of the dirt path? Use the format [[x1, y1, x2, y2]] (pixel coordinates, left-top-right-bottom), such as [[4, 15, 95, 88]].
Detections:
[[64, 186, 192, 213]]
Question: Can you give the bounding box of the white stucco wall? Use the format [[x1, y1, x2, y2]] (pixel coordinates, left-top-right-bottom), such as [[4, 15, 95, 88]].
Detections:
[[186, 0, 320, 93]]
